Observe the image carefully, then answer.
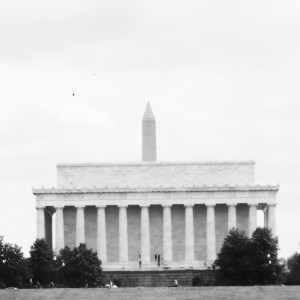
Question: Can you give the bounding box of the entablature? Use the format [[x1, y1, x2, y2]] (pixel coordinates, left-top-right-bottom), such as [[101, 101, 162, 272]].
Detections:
[[34, 185, 278, 208]]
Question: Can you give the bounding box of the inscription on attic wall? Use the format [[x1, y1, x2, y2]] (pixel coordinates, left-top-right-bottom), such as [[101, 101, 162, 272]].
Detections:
[[57, 162, 255, 188]]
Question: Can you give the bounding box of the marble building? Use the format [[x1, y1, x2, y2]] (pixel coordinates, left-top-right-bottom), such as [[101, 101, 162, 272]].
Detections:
[[33, 102, 279, 269]]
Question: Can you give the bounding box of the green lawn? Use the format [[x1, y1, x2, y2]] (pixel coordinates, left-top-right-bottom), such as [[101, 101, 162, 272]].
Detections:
[[0, 286, 300, 300]]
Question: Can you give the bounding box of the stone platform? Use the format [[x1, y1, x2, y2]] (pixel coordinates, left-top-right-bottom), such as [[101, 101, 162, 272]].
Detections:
[[1, 286, 300, 300], [101, 269, 215, 287]]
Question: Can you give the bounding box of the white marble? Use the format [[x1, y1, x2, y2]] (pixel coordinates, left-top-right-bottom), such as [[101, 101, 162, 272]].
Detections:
[[248, 205, 257, 237], [36, 207, 45, 239], [97, 206, 107, 262], [163, 205, 172, 262], [119, 205, 128, 262], [228, 205, 237, 232], [76, 206, 85, 245], [206, 205, 216, 261], [55, 207, 64, 252], [141, 205, 150, 263], [185, 205, 194, 261]]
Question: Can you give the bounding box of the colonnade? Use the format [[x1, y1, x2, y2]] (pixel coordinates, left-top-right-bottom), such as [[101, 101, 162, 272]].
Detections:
[[36, 203, 277, 263]]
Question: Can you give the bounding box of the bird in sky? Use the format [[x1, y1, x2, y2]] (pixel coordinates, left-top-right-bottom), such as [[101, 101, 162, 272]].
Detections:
[[72, 93, 75, 96]]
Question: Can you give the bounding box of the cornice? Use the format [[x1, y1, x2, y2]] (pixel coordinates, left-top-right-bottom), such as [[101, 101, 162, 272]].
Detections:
[[56, 160, 255, 168], [32, 184, 279, 195]]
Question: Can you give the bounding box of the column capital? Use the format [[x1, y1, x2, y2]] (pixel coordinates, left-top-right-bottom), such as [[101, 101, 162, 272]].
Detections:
[[248, 204, 258, 208], [96, 205, 107, 208], [227, 204, 237, 207], [162, 204, 172, 208], [206, 204, 215, 207], [118, 204, 128, 208], [184, 204, 194, 208], [140, 204, 150, 208], [55, 206, 64, 209], [36, 206, 45, 210], [75, 205, 85, 209]]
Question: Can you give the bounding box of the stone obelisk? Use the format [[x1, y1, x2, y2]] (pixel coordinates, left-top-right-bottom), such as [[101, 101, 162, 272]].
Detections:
[[142, 101, 157, 161]]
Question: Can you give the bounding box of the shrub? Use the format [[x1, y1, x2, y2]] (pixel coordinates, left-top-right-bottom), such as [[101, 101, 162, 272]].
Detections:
[[192, 276, 202, 286]]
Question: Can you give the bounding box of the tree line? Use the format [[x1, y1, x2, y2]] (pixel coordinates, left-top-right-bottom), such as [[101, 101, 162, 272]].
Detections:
[[0, 237, 101, 288], [1, 228, 300, 288]]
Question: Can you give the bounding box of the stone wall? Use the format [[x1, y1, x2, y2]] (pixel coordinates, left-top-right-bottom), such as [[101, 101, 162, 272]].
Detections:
[[57, 161, 255, 189]]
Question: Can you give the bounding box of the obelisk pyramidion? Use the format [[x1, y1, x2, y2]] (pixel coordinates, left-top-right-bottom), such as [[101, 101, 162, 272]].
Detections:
[[142, 101, 157, 161]]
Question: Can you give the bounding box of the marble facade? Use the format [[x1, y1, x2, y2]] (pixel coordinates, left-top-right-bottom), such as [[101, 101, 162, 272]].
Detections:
[[33, 103, 279, 269]]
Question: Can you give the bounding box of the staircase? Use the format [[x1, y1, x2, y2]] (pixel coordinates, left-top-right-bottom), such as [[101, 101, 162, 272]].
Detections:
[[101, 269, 215, 287]]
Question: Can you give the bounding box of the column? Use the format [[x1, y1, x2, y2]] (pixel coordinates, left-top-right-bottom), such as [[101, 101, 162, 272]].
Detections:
[[97, 206, 107, 262], [55, 206, 64, 252], [227, 205, 237, 232], [268, 204, 277, 236], [141, 205, 150, 263], [184, 205, 194, 261], [76, 206, 85, 245], [264, 206, 268, 228], [36, 207, 45, 239], [119, 205, 128, 262], [163, 205, 172, 262], [206, 205, 216, 261], [248, 204, 257, 237]]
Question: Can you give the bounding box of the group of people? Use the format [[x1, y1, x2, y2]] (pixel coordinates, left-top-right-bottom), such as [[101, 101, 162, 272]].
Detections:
[[154, 253, 163, 266], [105, 281, 118, 289], [138, 253, 164, 268]]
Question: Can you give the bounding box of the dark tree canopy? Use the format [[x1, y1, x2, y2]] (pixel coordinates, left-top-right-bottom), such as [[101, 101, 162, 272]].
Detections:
[[215, 229, 251, 285], [286, 252, 300, 285], [29, 238, 55, 285], [0, 236, 30, 288], [248, 227, 282, 285], [58, 243, 102, 288], [215, 228, 283, 285]]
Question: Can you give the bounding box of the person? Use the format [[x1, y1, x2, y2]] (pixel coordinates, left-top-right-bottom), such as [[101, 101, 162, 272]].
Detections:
[[36, 281, 41, 289], [105, 280, 113, 289], [155, 253, 157, 261], [174, 279, 180, 287], [138, 254, 142, 268], [158, 254, 160, 266]]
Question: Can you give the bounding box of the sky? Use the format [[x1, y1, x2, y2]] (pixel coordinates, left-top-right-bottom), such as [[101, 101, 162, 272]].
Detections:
[[0, 0, 300, 259]]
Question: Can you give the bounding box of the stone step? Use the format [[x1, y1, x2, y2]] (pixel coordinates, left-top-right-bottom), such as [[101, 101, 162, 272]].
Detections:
[[101, 269, 216, 287]]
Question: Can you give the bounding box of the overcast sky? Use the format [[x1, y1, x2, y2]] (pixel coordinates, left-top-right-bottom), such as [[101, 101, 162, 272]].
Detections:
[[0, 0, 300, 258]]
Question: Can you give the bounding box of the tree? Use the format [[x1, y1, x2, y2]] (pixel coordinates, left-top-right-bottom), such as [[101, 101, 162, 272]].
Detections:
[[215, 229, 251, 285], [286, 252, 300, 285], [0, 236, 30, 288], [58, 243, 102, 287], [248, 227, 283, 285], [215, 228, 283, 285], [29, 239, 55, 285]]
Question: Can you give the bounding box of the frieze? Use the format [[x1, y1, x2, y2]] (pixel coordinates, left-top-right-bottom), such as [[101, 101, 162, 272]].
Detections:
[[33, 184, 279, 195]]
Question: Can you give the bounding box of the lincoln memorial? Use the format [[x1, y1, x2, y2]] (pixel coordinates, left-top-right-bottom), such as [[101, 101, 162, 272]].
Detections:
[[33, 102, 279, 269]]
